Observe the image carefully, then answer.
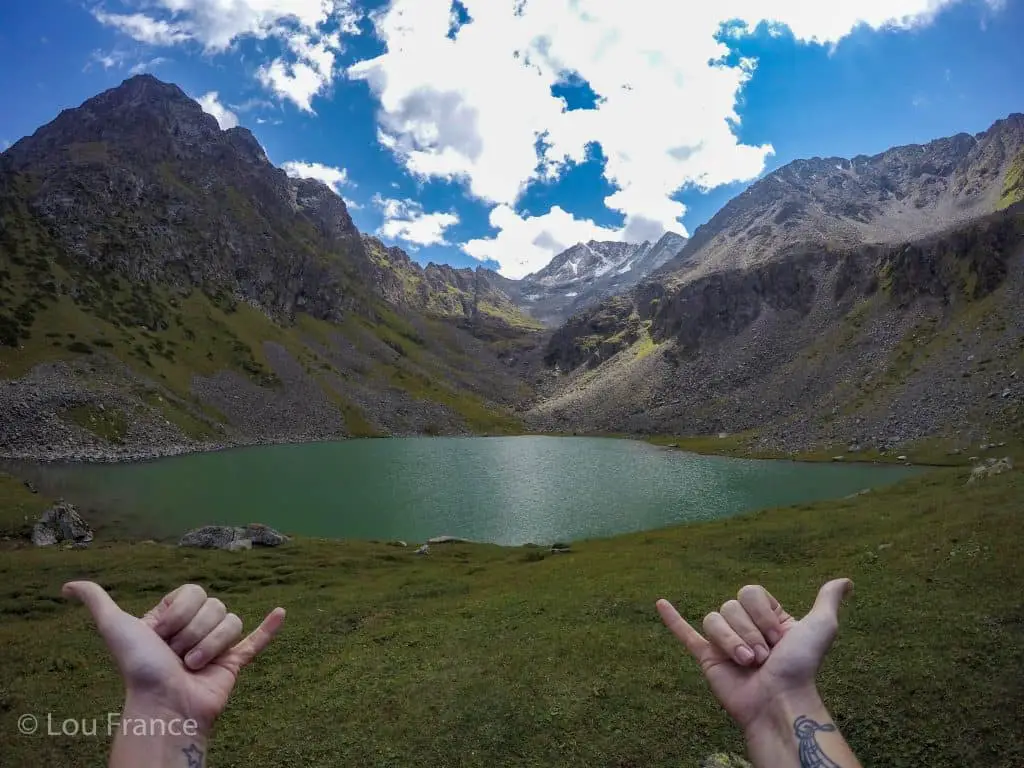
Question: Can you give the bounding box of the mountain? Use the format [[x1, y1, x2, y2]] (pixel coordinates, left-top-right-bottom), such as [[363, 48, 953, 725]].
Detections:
[[361, 236, 542, 334], [510, 232, 687, 326], [0, 75, 538, 459], [533, 204, 1024, 451], [670, 114, 1024, 280], [530, 115, 1024, 453]]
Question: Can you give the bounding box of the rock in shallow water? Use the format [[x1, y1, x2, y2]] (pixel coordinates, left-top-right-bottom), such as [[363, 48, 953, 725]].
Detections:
[[178, 524, 288, 549], [31, 501, 93, 547]]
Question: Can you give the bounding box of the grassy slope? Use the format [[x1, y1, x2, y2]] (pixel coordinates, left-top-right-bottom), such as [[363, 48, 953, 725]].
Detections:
[[0, 468, 1021, 767], [998, 149, 1024, 210]]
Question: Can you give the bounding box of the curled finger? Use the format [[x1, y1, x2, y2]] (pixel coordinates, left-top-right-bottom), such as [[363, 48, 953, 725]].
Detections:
[[703, 611, 756, 666]]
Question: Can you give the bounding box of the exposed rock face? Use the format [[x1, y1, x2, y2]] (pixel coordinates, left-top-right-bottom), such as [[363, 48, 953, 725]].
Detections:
[[671, 114, 1024, 279], [178, 524, 288, 549], [532, 205, 1024, 451], [361, 236, 539, 331], [1, 74, 363, 322], [514, 232, 688, 326], [31, 501, 93, 546]]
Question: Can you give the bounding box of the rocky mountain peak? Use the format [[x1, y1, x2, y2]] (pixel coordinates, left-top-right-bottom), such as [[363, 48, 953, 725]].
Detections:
[[671, 113, 1024, 280]]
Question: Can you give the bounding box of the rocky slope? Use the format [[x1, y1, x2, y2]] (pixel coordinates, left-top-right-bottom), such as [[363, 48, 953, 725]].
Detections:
[[670, 114, 1024, 280], [508, 233, 687, 326], [361, 236, 542, 333], [0, 75, 539, 459], [532, 205, 1024, 452]]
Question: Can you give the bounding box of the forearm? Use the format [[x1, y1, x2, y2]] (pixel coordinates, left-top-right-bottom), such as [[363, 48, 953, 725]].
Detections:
[[744, 688, 861, 768], [110, 697, 209, 768]]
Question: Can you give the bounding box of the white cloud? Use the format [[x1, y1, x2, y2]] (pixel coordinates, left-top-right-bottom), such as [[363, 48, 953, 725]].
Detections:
[[463, 205, 623, 280], [92, 1, 364, 109], [129, 56, 169, 75], [282, 160, 350, 193], [197, 92, 239, 129], [87, 48, 128, 70], [93, 11, 191, 46], [373, 195, 459, 247], [348, 0, 996, 276]]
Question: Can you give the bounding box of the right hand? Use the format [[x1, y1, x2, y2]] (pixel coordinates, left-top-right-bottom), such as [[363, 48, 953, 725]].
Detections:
[[656, 579, 852, 730]]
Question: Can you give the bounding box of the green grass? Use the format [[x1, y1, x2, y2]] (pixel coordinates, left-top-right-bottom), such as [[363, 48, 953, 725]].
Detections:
[[64, 405, 129, 444], [0, 472, 50, 538], [997, 148, 1024, 210], [0, 468, 1021, 766]]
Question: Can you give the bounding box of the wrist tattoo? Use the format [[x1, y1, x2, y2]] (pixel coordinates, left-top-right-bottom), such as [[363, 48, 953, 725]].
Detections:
[[793, 716, 840, 768], [182, 743, 205, 768]]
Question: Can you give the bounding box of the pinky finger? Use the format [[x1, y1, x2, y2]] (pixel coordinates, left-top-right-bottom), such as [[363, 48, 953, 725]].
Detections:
[[656, 599, 710, 660], [184, 613, 243, 670]]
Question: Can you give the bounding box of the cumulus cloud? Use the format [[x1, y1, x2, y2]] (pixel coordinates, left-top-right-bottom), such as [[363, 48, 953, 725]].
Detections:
[[463, 205, 623, 280], [282, 160, 351, 193], [374, 195, 460, 248], [349, 0, 995, 276], [92, 0, 363, 109], [197, 92, 239, 129]]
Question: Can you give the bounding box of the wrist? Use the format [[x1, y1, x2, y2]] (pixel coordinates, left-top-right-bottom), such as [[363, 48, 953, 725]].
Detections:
[[111, 696, 210, 768], [743, 686, 824, 745], [120, 692, 211, 739]]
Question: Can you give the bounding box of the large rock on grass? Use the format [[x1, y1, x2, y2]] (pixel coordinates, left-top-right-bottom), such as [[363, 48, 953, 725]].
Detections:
[[31, 501, 93, 547], [179, 523, 288, 550], [967, 456, 1013, 484]]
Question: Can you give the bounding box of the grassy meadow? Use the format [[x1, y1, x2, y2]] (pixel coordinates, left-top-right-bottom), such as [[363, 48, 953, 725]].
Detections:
[[0, 464, 1022, 767]]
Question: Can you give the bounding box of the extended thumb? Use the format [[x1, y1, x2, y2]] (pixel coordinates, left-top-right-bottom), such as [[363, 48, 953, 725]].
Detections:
[[810, 578, 853, 622], [62, 580, 122, 632]]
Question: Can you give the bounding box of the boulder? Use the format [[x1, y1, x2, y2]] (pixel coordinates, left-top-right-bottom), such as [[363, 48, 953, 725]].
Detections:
[[967, 456, 1013, 484], [242, 523, 288, 547], [179, 524, 288, 550], [700, 754, 752, 768], [31, 501, 93, 547]]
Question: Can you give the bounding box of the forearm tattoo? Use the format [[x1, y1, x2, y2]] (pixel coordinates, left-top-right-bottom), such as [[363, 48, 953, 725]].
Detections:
[[793, 716, 841, 768], [182, 743, 205, 768]]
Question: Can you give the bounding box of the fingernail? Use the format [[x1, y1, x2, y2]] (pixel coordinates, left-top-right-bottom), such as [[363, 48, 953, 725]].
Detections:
[[185, 650, 202, 668], [736, 646, 755, 664], [753, 644, 769, 664]]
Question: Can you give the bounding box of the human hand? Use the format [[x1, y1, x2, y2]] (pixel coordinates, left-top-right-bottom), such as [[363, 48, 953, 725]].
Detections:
[[656, 579, 852, 732], [63, 581, 285, 734]]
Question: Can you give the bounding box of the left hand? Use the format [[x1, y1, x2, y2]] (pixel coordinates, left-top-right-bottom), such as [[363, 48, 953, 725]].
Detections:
[[62, 581, 285, 733]]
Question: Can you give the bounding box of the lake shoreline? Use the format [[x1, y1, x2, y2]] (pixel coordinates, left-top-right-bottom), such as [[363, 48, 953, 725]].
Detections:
[[0, 428, 970, 468]]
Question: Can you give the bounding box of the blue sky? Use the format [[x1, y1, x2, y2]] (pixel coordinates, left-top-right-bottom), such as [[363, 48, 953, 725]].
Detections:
[[0, 0, 1021, 278]]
